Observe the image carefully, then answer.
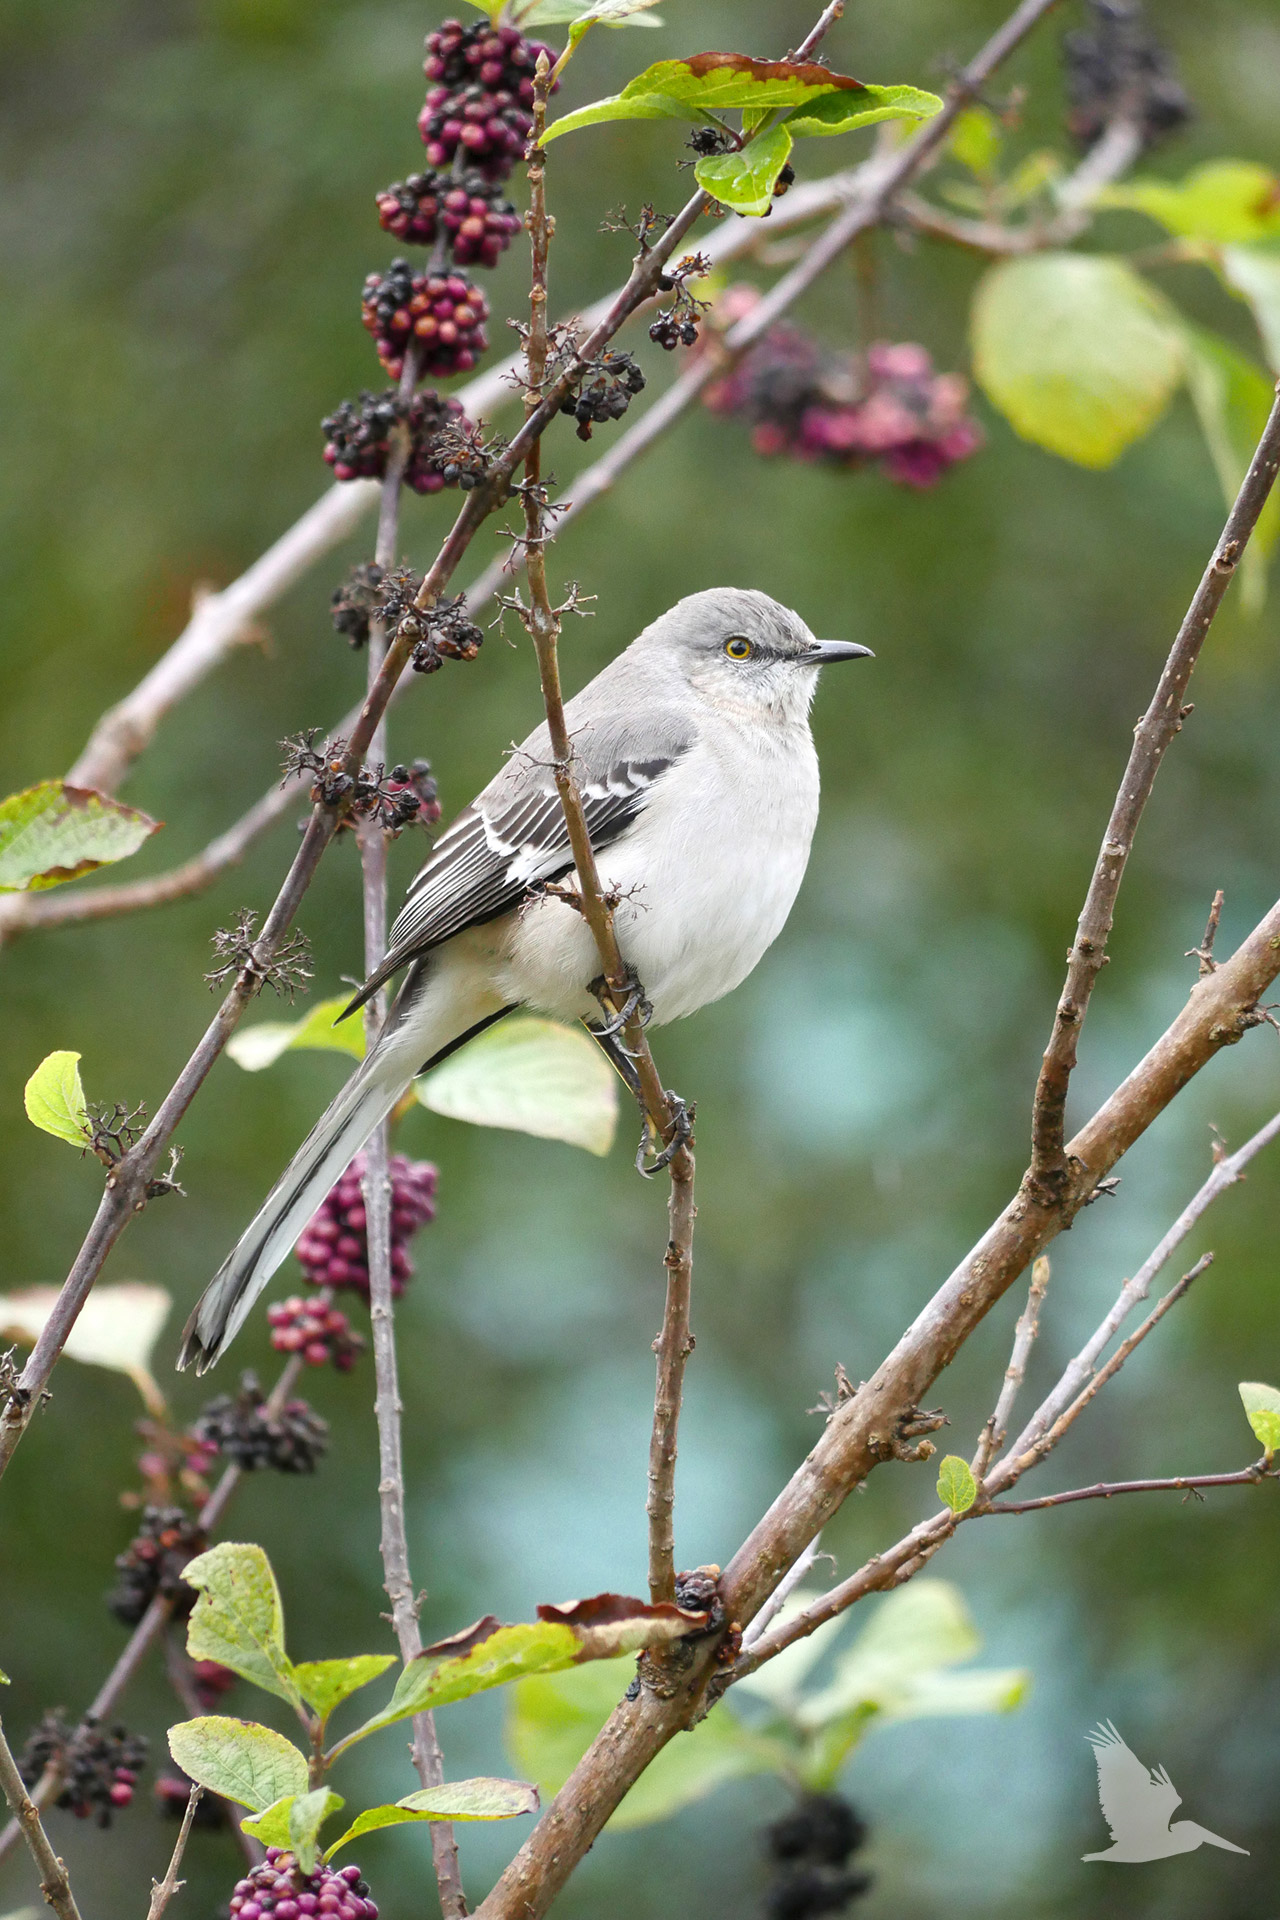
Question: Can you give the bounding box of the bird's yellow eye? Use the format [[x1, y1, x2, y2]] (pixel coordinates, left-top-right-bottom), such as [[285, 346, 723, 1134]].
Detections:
[[724, 637, 753, 660]]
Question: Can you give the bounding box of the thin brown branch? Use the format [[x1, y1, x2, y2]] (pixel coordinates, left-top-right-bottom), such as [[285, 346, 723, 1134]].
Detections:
[[0, 1715, 83, 1920], [146, 1783, 202, 1920], [971, 1253, 1051, 1480], [1029, 389, 1280, 1197], [987, 1461, 1275, 1513]]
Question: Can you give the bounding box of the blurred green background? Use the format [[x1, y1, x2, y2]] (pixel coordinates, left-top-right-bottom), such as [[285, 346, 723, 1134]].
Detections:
[[2, 1, 1279, 1915]]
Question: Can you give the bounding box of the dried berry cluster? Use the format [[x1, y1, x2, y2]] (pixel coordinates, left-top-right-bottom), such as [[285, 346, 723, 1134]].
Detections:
[[1063, 0, 1191, 149], [763, 1793, 872, 1920], [230, 1850, 379, 1920], [267, 1295, 366, 1372], [418, 17, 555, 177], [322, 388, 476, 494], [19, 1715, 148, 1827], [377, 170, 522, 267], [106, 1505, 205, 1626], [560, 350, 646, 441], [406, 595, 485, 674], [704, 289, 982, 490], [193, 1373, 330, 1474], [294, 1153, 438, 1299], [362, 262, 491, 381]]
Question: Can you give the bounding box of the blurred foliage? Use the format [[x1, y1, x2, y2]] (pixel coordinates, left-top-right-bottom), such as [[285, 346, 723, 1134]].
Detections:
[[3, 3, 1280, 1919]]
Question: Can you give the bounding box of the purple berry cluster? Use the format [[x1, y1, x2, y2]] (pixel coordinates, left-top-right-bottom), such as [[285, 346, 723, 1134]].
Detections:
[[231, 1851, 379, 1920], [418, 17, 556, 178], [704, 288, 982, 490], [267, 1295, 366, 1371], [377, 170, 522, 267], [19, 1715, 148, 1826], [323, 388, 478, 494], [361, 262, 491, 381], [294, 1154, 438, 1300], [107, 1505, 205, 1626]]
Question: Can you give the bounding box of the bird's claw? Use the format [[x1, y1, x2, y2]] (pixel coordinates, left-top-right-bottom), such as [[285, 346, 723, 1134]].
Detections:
[[636, 1090, 694, 1177], [589, 967, 653, 1039]]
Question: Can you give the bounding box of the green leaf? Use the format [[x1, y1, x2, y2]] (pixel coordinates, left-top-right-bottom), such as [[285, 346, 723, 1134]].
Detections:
[[289, 1789, 345, 1874], [1181, 324, 1280, 614], [325, 1780, 539, 1856], [520, 0, 660, 23], [0, 1667, 10, 1684], [334, 1595, 706, 1755], [795, 1580, 983, 1729], [0, 782, 159, 892], [542, 52, 874, 144], [936, 1455, 977, 1516], [1100, 161, 1280, 244], [506, 1660, 785, 1829], [23, 1051, 90, 1148], [695, 125, 793, 216], [783, 83, 942, 138], [1221, 243, 1280, 372], [167, 1718, 308, 1812], [183, 1543, 304, 1710], [0, 1283, 171, 1415], [291, 1656, 397, 1724], [226, 996, 366, 1073], [240, 1797, 297, 1849], [971, 253, 1185, 468], [461, 0, 506, 22], [949, 105, 1001, 175], [1239, 1380, 1280, 1456], [416, 1015, 617, 1156]]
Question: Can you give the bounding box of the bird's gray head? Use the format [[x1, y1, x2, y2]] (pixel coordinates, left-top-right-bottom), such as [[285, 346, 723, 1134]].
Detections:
[[640, 587, 871, 723]]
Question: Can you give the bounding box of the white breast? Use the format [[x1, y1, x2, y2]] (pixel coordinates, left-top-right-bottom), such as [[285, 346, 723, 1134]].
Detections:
[[493, 716, 820, 1026]]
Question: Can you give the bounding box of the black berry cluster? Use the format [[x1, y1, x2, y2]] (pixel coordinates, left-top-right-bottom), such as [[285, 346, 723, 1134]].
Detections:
[[361, 262, 490, 380], [294, 1154, 438, 1298], [230, 1850, 379, 1920], [560, 351, 646, 441], [377, 170, 522, 267], [193, 1374, 329, 1474], [704, 288, 982, 490], [763, 1793, 871, 1920], [406, 596, 485, 674], [267, 1296, 366, 1371], [381, 759, 443, 826], [107, 1505, 205, 1626], [322, 388, 476, 493], [19, 1715, 148, 1827], [418, 19, 556, 180], [1063, 0, 1191, 149]]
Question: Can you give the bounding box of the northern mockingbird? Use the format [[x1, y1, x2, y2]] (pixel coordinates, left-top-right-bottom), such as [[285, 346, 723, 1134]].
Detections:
[[179, 587, 870, 1370]]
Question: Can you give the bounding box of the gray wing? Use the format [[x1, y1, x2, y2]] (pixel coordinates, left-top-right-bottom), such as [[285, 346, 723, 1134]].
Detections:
[[344, 686, 692, 1014]]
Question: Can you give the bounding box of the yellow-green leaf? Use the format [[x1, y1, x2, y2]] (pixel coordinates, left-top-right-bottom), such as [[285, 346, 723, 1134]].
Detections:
[[416, 1015, 617, 1156], [543, 52, 875, 144], [183, 1543, 303, 1710], [291, 1656, 396, 1723], [0, 1283, 171, 1415], [0, 782, 159, 892], [289, 1789, 345, 1873], [936, 1455, 977, 1516], [226, 996, 366, 1072], [23, 1051, 90, 1148], [1181, 324, 1280, 613], [1221, 243, 1280, 372], [1239, 1380, 1280, 1456], [695, 126, 793, 217], [783, 83, 942, 138], [167, 1718, 308, 1812], [325, 1780, 538, 1857], [1100, 161, 1280, 245], [971, 253, 1184, 468], [240, 1797, 297, 1849]]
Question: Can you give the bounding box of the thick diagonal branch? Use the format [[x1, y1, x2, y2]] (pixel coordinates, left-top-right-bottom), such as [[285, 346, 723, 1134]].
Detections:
[[0, 1717, 83, 1920]]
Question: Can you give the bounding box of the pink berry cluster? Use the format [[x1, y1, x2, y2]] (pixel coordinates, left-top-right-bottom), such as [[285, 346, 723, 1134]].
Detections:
[[703, 288, 982, 490], [377, 170, 522, 267], [230, 1851, 378, 1920], [322, 388, 475, 494], [295, 1153, 438, 1299], [361, 261, 491, 381], [267, 1295, 366, 1371], [418, 18, 556, 178]]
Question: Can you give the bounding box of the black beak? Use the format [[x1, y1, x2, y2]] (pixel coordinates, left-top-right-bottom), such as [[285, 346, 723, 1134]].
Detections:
[[805, 639, 874, 664]]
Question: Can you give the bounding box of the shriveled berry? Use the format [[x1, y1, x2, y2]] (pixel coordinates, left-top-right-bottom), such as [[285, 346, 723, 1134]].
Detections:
[[1063, 0, 1191, 149], [193, 1374, 329, 1474], [559, 351, 646, 440], [107, 1506, 205, 1626], [19, 1715, 148, 1828], [322, 387, 476, 493]]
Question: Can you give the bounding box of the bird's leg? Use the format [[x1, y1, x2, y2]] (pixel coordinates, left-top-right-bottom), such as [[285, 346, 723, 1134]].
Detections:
[[588, 966, 652, 1042], [637, 1090, 694, 1178], [584, 1018, 645, 1102]]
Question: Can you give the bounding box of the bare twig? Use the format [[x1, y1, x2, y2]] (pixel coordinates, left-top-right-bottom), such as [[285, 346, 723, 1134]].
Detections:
[[1187, 887, 1225, 976], [971, 1254, 1051, 1480], [146, 1784, 203, 1920], [987, 1461, 1276, 1513], [1029, 391, 1280, 1198], [740, 1535, 825, 1652], [0, 1717, 83, 1920], [898, 116, 1142, 254]]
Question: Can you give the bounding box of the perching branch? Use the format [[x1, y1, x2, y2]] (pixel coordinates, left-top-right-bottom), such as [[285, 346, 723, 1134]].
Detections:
[[0, 1716, 83, 1920], [971, 1253, 1051, 1481], [986, 1460, 1277, 1513], [1029, 386, 1280, 1198]]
